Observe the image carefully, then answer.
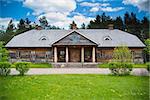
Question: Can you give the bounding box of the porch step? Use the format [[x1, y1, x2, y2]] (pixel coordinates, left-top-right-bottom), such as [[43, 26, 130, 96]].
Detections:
[[52, 63, 98, 68]]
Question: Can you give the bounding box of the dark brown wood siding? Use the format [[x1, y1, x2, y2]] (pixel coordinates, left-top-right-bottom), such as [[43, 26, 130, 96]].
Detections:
[[7, 47, 53, 63], [96, 47, 144, 63]]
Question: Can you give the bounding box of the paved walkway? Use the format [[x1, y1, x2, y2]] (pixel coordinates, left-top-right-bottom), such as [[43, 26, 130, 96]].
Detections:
[[10, 68, 149, 76]]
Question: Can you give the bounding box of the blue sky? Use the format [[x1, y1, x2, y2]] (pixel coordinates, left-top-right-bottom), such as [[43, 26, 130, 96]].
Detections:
[[0, 0, 149, 29]]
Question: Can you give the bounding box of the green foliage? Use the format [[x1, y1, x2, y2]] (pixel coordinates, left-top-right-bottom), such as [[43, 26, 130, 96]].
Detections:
[[109, 62, 133, 75], [30, 63, 52, 68], [112, 46, 132, 63], [88, 13, 113, 29], [0, 42, 9, 62], [146, 62, 150, 71], [15, 62, 30, 76], [144, 39, 150, 54], [109, 46, 133, 75], [39, 16, 48, 29], [144, 39, 150, 62], [0, 62, 11, 76], [98, 63, 147, 68]]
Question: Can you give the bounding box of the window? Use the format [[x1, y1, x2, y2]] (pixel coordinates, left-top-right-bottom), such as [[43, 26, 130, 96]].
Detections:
[[103, 36, 112, 41], [97, 50, 112, 59], [42, 38, 46, 40], [20, 51, 31, 58], [10, 52, 16, 59], [36, 52, 46, 59], [39, 36, 47, 41], [46, 51, 53, 58]]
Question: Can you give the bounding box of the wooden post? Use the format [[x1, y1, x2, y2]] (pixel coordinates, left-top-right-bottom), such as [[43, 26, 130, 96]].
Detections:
[[54, 47, 57, 63], [81, 47, 84, 63], [92, 47, 95, 63], [66, 47, 69, 62]]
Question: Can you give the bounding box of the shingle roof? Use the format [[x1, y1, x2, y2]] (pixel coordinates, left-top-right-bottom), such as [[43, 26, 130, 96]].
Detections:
[[5, 29, 145, 47]]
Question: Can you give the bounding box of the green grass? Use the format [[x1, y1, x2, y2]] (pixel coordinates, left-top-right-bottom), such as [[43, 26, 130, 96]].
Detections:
[[11, 63, 52, 68], [0, 75, 149, 100], [29, 63, 52, 68], [98, 63, 147, 68]]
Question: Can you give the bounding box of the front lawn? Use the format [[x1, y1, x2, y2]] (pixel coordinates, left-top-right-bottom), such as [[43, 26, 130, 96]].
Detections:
[[0, 75, 149, 100], [98, 63, 147, 68], [29, 63, 52, 68], [11, 63, 52, 68]]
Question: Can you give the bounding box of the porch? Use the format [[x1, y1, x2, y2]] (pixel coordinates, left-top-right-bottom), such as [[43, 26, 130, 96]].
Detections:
[[53, 46, 96, 63]]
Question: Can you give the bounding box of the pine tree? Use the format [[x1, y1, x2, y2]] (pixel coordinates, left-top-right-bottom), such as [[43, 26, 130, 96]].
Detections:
[[81, 23, 86, 29], [39, 16, 48, 29], [114, 16, 123, 30]]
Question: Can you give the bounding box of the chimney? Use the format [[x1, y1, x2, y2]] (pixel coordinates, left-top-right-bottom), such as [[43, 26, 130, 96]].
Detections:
[[72, 24, 77, 30], [71, 21, 77, 30], [108, 24, 114, 30]]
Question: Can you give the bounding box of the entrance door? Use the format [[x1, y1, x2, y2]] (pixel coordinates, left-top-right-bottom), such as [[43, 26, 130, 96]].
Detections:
[[57, 47, 65, 62], [69, 47, 81, 62], [84, 47, 92, 62]]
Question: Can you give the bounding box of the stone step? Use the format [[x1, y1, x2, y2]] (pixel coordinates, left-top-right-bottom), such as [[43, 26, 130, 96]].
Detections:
[[52, 63, 98, 68]]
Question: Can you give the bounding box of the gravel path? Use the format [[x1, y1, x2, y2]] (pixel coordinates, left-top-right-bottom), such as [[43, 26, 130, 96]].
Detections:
[[10, 68, 149, 76]]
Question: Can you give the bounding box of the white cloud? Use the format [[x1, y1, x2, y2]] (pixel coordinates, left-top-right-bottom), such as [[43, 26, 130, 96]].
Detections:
[[76, 0, 84, 2], [90, 7, 99, 12], [26, 12, 30, 16], [90, 6, 124, 12], [80, 2, 123, 12], [38, 13, 94, 29], [80, 2, 100, 7], [23, 0, 79, 29], [80, 2, 109, 7], [0, 17, 18, 30], [99, 7, 124, 12], [38, 12, 68, 23], [23, 0, 76, 16], [123, 0, 149, 12]]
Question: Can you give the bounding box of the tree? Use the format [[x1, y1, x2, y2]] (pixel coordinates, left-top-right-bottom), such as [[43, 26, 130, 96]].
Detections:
[[1, 20, 15, 44], [95, 15, 101, 23], [18, 19, 26, 30], [109, 46, 133, 75], [81, 23, 86, 29], [141, 17, 149, 39], [25, 18, 31, 29], [124, 12, 131, 30], [0, 42, 9, 62], [39, 16, 48, 29], [112, 46, 132, 63], [114, 16, 123, 30], [87, 13, 113, 29], [6, 19, 14, 31], [144, 39, 150, 62]]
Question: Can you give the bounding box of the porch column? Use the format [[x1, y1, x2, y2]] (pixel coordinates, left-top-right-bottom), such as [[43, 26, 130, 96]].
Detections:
[[66, 47, 69, 62], [81, 47, 84, 62], [54, 47, 57, 63], [92, 47, 95, 63]]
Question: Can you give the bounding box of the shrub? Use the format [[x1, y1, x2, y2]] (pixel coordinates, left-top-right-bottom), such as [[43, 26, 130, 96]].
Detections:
[[0, 62, 11, 76], [109, 62, 133, 75], [0, 42, 9, 62], [15, 62, 31, 76], [112, 46, 132, 63], [146, 62, 150, 71]]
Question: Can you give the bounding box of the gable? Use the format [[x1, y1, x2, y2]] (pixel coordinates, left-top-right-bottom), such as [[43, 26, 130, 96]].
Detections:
[[53, 31, 97, 46]]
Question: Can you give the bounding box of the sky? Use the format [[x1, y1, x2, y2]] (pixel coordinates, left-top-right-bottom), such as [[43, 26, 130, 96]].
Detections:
[[0, 0, 149, 29]]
